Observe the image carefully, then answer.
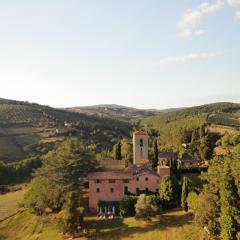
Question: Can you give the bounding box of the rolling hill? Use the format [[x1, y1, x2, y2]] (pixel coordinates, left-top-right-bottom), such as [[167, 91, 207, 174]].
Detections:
[[0, 99, 239, 163], [66, 104, 160, 123], [141, 102, 240, 146], [0, 99, 132, 163]]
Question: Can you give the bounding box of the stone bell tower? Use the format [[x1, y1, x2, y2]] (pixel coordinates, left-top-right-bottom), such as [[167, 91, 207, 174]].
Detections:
[[133, 131, 148, 164]]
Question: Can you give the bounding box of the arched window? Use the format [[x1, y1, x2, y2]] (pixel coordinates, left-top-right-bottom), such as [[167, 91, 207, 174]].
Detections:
[[140, 138, 143, 147]]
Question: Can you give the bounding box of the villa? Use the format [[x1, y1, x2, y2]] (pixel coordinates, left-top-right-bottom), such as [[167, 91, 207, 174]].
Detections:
[[87, 131, 170, 212]]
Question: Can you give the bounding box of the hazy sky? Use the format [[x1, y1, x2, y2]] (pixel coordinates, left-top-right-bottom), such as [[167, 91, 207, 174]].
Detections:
[[0, 0, 239, 109]]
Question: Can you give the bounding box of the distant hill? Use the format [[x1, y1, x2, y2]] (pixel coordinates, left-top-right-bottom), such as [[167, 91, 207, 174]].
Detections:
[[0, 99, 239, 162], [0, 99, 131, 163], [66, 104, 179, 123]]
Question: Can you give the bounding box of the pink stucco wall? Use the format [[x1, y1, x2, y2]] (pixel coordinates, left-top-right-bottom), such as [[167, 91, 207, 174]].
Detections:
[[89, 179, 126, 211], [128, 173, 160, 194], [88, 172, 166, 211]]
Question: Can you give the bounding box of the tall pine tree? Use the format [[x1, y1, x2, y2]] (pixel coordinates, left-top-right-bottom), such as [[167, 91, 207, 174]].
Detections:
[[219, 161, 240, 240], [24, 138, 97, 214]]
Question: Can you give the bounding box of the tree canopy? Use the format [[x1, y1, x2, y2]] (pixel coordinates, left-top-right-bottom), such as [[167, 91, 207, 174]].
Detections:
[[24, 138, 97, 214]]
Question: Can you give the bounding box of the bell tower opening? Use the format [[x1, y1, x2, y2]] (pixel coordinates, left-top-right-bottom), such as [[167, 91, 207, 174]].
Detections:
[[133, 131, 148, 164]]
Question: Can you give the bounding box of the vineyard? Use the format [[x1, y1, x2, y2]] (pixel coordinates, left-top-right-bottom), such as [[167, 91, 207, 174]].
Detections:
[[208, 113, 240, 128]]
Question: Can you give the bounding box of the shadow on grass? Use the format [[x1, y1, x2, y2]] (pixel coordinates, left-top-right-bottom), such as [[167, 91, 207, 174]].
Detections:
[[158, 211, 193, 229], [84, 210, 193, 239], [0, 234, 6, 240]]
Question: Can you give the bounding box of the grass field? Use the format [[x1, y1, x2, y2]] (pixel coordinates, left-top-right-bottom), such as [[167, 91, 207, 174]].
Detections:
[[80, 209, 204, 240], [0, 185, 28, 221], [208, 125, 240, 135], [0, 186, 206, 240], [0, 186, 204, 239], [0, 186, 62, 240], [0, 209, 204, 240], [0, 210, 62, 240]]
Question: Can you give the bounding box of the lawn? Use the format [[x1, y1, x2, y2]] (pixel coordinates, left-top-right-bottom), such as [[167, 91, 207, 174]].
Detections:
[[80, 209, 205, 240], [0, 207, 205, 240]]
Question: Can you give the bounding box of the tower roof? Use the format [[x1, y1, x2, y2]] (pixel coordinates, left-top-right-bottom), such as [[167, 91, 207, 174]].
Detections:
[[133, 130, 148, 136]]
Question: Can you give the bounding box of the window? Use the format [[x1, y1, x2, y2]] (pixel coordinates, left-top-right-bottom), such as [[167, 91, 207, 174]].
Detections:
[[95, 179, 101, 184], [123, 179, 130, 183], [145, 188, 149, 193], [136, 177, 139, 181], [96, 188, 100, 193], [140, 138, 143, 147], [110, 188, 114, 193], [136, 188, 140, 194], [145, 177, 149, 182], [156, 189, 159, 192], [109, 179, 116, 183], [124, 186, 128, 194]]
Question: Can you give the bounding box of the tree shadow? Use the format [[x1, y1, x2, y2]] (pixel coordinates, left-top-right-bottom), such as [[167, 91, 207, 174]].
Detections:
[[158, 211, 193, 229], [0, 234, 6, 240], [84, 210, 194, 239]]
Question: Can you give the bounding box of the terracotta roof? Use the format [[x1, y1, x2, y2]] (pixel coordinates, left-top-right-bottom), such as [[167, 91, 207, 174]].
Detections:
[[87, 171, 132, 180], [158, 151, 175, 159], [133, 130, 148, 136], [132, 167, 160, 177], [100, 159, 126, 166], [135, 159, 150, 166], [158, 165, 170, 169], [180, 158, 198, 162]]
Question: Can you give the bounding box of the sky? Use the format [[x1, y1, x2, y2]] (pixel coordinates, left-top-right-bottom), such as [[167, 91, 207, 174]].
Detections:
[[0, 0, 239, 109]]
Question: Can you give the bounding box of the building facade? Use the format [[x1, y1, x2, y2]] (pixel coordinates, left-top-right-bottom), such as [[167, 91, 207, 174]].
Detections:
[[87, 131, 170, 212]]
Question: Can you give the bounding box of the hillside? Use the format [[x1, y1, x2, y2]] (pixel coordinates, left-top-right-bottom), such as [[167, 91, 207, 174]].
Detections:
[[66, 104, 181, 123], [141, 102, 240, 146], [0, 99, 131, 163], [0, 99, 239, 162], [66, 104, 160, 123]]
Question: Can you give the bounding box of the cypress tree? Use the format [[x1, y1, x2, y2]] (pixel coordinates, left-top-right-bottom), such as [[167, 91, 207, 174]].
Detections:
[[191, 129, 196, 144], [181, 176, 190, 212], [170, 157, 179, 178], [159, 176, 176, 208], [199, 125, 205, 139], [114, 142, 122, 160], [219, 161, 240, 240], [153, 139, 159, 169]]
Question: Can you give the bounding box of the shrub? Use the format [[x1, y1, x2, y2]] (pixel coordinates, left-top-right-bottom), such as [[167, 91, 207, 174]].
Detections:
[[119, 196, 138, 217], [187, 191, 200, 211], [159, 176, 179, 209], [135, 194, 159, 220]]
